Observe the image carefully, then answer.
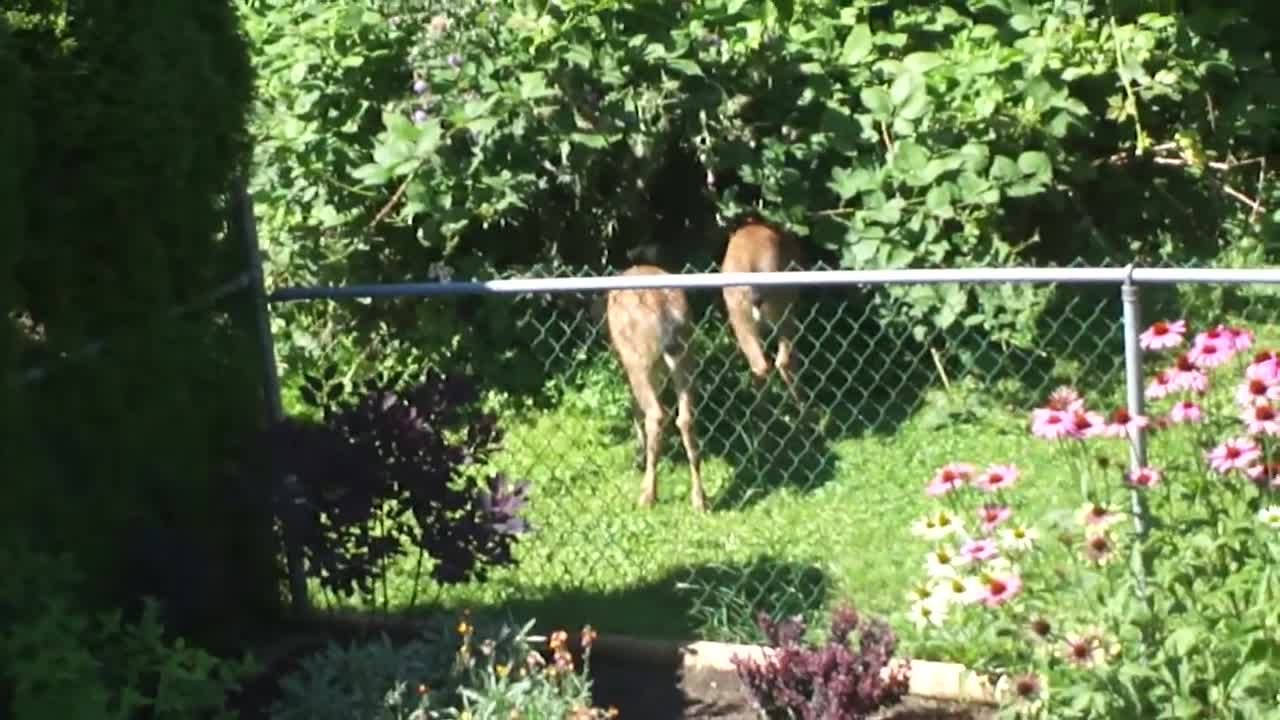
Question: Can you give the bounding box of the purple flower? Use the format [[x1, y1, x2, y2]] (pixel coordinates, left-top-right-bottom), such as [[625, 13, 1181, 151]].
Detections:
[[412, 79, 428, 95], [447, 52, 463, 68], [412, 108, 428, 123]]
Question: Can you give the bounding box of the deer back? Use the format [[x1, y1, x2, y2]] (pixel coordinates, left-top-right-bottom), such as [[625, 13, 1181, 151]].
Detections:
[[720, 220, 803, 322], [606, 265, 693, 367]]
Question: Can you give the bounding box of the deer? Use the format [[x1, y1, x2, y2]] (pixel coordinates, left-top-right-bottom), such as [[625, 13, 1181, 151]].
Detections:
[[604, 264, 707, 512], [719, 217, 807, 412]]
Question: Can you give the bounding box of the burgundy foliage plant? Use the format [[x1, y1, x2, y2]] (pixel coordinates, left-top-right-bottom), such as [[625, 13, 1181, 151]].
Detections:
[[731, 604, 910, 720], [259, 369, 530, 599]]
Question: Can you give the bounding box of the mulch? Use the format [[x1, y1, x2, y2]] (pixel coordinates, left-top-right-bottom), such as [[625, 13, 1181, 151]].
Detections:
[[230, 616, 996, 720]]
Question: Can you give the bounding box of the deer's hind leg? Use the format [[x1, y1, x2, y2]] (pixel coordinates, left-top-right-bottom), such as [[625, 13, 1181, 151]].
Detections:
[[667, 350, 706, 512], [624, 364, 666, 508]]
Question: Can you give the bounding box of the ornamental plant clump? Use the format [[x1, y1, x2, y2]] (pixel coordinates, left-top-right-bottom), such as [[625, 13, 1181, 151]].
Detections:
[[902, 319, 1280, 718], [261, 369, 531, 604], [270, 612, 612, 720], [731, 604, 910, 720]]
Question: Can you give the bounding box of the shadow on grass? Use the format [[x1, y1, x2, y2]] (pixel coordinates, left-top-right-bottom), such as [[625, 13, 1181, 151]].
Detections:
[[232, 557, 831, 720]]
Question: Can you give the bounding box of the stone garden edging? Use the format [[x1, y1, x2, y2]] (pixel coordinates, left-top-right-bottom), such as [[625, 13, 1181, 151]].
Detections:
[[279, 610, 1000, 707], [589, 634, 999, 706]]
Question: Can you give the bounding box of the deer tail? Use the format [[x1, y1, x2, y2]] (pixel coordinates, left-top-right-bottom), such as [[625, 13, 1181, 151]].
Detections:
[[659, 305, 692, 356]]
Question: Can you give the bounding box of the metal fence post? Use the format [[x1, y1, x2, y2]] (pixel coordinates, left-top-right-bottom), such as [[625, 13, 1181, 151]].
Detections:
[[231, 179, 309, 617], [1120, 264, 1150, 600]]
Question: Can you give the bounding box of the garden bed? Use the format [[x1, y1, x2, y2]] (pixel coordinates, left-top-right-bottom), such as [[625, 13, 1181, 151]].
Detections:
[[231, 612, 997, 719]]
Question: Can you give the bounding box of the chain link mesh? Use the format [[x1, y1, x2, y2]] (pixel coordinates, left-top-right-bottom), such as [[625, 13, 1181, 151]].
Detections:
[[285, 258, 1280, 642]]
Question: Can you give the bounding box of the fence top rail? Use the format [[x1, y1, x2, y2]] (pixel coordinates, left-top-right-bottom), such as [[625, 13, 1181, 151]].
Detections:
[[268, 266, 1280, 302]]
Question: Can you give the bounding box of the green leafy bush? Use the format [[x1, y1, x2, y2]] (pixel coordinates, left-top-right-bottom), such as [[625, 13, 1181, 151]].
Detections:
[[248, 0, 1280, 414], [0, 542, 258, 720]]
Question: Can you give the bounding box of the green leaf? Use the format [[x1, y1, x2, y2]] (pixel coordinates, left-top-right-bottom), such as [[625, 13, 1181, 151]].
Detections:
[[890, 72, 921, 108], [466, 116, 500, 135], [570, 132, 609, 149], [350, 160, 384, 184], [666, 58, 704, 76], [769, 0, 795, 22], [383, 110, 418, 143], [829, 166, 867, 200], [847, 238, 879, 264], [902, 51, 945, 74], [989, 155, 1020, 182], [896, 86, 930, 121], [841, 25, 873, 65], [1010, 13, 1038, 32], [859, 87, 892, 117], [1017, 150, 1052, 180], [925, 185, 954, 216], [892, 140, 929, 175], [518, 71, 555, 101]]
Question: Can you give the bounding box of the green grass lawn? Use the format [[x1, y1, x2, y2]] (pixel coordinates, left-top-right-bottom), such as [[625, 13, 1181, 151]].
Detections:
[[308, 302, 1280, 658], [353, 375, 1111, 649]]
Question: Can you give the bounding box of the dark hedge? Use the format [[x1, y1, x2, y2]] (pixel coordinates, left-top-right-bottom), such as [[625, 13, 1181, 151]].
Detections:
[[1, 1, 281, 644]]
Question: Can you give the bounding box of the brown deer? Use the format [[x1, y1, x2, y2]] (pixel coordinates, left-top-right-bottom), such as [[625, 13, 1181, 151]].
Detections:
[[605, 265, 707, 511], [720, 218, 806, 410]]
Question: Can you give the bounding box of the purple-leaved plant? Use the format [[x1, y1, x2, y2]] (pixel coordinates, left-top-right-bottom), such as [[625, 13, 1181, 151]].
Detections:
[[258, 369, 530, 602], [731, 604, 910, 720]]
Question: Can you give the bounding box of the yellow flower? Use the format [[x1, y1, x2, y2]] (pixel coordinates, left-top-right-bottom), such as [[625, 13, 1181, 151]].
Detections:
[[495, 663, 509, 678], [457, 620, 472, 635]]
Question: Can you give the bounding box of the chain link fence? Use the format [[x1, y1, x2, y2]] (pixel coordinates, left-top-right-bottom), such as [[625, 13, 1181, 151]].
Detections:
[[266, 257, 1280, 642]]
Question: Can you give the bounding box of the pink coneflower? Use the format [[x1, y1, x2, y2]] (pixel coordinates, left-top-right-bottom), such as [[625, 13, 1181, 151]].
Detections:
[[925, 462, 974, 496], [1082, 531, 1117, 564], [1075, 502, 1123, 529], [1064, 408, 1106, 439], [978, 573, 1023, 607], [959, 538, 1000, 564], [1236, 378, 1280, 407], [1102, 407, 1149, 438], [1030, 408, 1072, 439], [1194, 324, 1231, 346], [1188, 338, 1231, 368], [1170, 354, 1209, 393], [1168, 400, 1202, 424], [974, 464, 1019, 492], [1126, 466, 1162, 488], [1045, 385, 1084, 412], [1246, 355, 1280, 383], [1000, 671, 1048, 714], [1242, 403, 1280, 436], [1063, 631, 1107, 666], [1146, 370, 1175, 399], [1229, 326, 1255, 351], [1207, 437, 1262, 474], [1245, 462, 1280, 490], [1139, 319, 1186, 350], [977, 504, 1012, 533]]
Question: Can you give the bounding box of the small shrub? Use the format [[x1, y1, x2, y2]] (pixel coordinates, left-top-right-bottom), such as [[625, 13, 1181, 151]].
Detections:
[[731, 604, 910, 720], [270, 614, 611, 720], [902, 319, 1280, 718], [0, 542, 257, 720], [263, 369, 531, 606]]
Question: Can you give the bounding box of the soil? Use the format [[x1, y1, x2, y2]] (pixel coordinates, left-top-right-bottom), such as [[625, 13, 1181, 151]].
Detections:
[[230, 618, 997, 720]]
